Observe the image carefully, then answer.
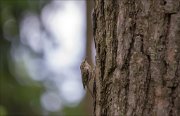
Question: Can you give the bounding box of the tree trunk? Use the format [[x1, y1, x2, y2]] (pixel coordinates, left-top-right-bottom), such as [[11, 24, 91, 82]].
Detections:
[[93, 0, 180, 116]]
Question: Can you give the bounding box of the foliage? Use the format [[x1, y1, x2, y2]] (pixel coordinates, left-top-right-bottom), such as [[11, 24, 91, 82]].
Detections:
[[0, 0, 48, 115]]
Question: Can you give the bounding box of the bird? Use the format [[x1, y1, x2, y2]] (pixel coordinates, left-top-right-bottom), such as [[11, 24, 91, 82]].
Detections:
[[80, 59, 93, 97]]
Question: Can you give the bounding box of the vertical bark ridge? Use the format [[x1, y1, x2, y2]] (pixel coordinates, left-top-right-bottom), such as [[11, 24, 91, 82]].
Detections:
[[93, 0, 180, 116], [164, 12, 180, 116], [93, 0, 105, 115]]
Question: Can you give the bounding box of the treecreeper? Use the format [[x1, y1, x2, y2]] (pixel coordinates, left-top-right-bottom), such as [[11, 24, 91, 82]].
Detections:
[[80, 59, 95, 98]]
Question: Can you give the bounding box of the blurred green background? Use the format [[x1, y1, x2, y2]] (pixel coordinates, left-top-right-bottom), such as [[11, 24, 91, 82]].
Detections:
[[0, 0, 94, 115]]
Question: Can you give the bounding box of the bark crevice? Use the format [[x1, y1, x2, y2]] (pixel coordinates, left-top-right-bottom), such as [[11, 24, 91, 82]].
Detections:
[[93, 0, 180, 115]]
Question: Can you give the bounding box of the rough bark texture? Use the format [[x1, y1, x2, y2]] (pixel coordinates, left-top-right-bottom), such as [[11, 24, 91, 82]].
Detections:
[[93, 0, 180, 116]]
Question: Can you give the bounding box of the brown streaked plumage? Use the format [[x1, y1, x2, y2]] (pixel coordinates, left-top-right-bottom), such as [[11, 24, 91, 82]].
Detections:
[[80, 59, 92, 89]]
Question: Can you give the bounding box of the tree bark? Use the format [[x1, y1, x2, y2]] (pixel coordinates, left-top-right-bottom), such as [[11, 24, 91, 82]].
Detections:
[[93, 0, 180, 116], [85, 0, 94, 115]]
